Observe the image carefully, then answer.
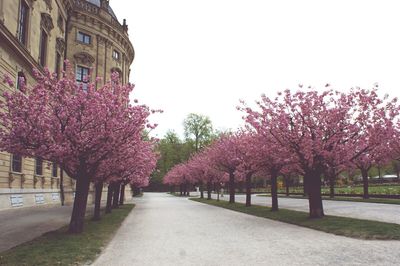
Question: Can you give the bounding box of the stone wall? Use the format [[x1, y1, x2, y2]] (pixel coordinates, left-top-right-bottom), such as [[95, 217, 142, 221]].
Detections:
[[0, 0, 134, 210]]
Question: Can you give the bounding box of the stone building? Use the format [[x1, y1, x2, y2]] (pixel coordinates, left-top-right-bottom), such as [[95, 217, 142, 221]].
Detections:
[[0, 0, 134, 210]]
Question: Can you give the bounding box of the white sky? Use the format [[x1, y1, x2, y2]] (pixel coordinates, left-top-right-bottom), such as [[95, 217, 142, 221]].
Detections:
[[111, 0, 400, 138]]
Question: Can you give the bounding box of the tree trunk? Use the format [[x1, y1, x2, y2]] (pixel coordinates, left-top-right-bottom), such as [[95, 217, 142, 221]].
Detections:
[[362, 169, 369, 199], [307, 172, 324, 218], [216, 183, 220, 201], [285, 176, 290, 196], [68, 174, 90, 234], [112, 182, 121, 209], [245, 173, 252, 207], [93, 182, 103, 221], [329, 173, 335, 199], [271, 172, 278, 211], [59, 168, 65, 206], [238, 181, 243, 193], [106, 183, 113, 214], [200, 182, 204, 199], [179, 184, 183, 196], [229, 171, 235, 203], [119, 184, 125, 205], [207, 181, 212, 200]]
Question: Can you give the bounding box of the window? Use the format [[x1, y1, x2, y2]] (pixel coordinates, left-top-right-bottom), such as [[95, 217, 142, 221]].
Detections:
[[76, 66, 90, 90], [112, 50, 120, 60], [77, 31, 91, 44], [52, 163, 58, 177], [35, 158, 43, 176], [39, 29, 48, 66], [12, 154, 22, 173], [18, 1, 29, 45], [16, 71, 26, 91], [55, 52, 62, 78]]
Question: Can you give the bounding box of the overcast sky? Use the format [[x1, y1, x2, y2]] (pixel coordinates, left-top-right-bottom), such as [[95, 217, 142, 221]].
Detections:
[[111, 0, 400, 138]]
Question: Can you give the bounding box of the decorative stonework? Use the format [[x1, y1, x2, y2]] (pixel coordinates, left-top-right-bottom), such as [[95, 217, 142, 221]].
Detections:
[[33, 176, 39, 188], [20, 174, 25, 188], [41, 12, 54, 32], [73, 52, 95, 66], [97, 34, 107, 45], [100, 0, 109, 9], [111, 67, 122, 75], [56, 37, 65, 53], [41, 176, 45, 188], [44, 0, 52, 11], [8, 173, 15, 189], [57, 13, 64, 32]]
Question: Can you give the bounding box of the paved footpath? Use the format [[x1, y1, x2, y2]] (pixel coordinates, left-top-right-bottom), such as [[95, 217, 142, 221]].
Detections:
[[0, 203, 96, 252], [211, 194, 400, 224], [94, 193, 400, 266], [0, 204, 74, 252]]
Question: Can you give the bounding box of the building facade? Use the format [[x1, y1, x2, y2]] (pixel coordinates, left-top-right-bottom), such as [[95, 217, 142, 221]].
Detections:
[[0, 0, 134, 210]]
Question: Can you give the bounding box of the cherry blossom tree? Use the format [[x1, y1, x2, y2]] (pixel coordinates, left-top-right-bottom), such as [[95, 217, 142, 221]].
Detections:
[[241, 89, 356, 218], [207, 134, 241, 203], [93, 139, 157, 220], [241, 87, 397, 218], [0, 67, 155, 233], [346, 88, 397, 198], [163, 163, 196, 195]]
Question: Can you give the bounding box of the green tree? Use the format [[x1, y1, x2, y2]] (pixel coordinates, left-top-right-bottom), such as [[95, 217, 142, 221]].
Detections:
[[183, 113, 214, 153]]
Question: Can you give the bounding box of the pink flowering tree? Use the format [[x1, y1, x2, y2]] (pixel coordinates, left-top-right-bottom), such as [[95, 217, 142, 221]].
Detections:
[[242, 87, 397, 218], [207, 134, 242, 203], [346, 88, 397, 198], [187, 149, 226, 200], [242, 89, 358, 218], [93, 139, 157, 220], [0, 68, 155, 233], [163, 163, 196, 195]]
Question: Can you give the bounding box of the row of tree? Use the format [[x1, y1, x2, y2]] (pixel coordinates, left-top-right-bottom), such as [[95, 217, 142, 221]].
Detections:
[[149, 113, 215, 191], [164, 87, 399, 218], [0, 67, 158, 233]]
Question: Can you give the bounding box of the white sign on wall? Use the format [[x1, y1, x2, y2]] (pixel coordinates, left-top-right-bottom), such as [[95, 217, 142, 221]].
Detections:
[[35, 194, 45, 204], [10, 195, 23, 207], [52, 193, 60, 201]]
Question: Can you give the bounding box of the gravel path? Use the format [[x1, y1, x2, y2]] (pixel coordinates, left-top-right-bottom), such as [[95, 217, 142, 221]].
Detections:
[[211, 193, 400, 224], [93, 193, 400, 266]]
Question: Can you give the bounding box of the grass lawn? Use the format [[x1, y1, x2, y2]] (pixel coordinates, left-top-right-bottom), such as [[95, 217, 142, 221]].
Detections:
[[256, 194, 400, 205], [264, 184, 400, 195], [191, 198, 400, 240], [0, 204, 134, 266]]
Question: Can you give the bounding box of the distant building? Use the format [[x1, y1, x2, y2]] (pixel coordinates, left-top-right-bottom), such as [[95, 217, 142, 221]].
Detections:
[[0, 0, 134, 210]]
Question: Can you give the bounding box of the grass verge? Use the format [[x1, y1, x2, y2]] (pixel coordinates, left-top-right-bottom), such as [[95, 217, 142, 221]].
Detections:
[[0, 204, 134, 266], [190, 198, 400, 240], [256, 194, 400, 205]]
